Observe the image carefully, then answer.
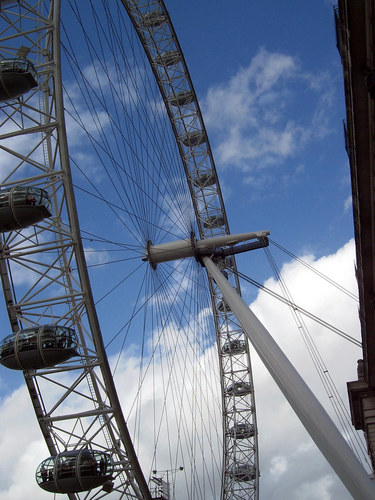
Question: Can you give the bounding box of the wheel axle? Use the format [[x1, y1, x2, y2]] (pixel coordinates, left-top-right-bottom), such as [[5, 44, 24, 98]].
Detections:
[[143, 230, 270, 268]]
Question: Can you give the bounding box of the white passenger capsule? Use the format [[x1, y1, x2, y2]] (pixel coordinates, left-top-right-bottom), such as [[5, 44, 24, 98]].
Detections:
[[0, 325, 78, 370], [155, 50, 181, 66], [140, 10, 166, 28], [226, 381, 252, 396], [192, 172, 216, 188], [36, 450, 114, 494], [168, 90, 194, 107], [0, 186, 51, 232], [0, 58, 38, 101], [229, 464, 256, 482], [181, 130, 206, 147]]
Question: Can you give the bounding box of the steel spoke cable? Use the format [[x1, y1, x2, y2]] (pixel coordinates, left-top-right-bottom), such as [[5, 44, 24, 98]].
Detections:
[[72, 178, 186, 243], [133, 264, 154, 455], [62, 4, 191, 242], [131, 258, 222, 480], [100, 5, 192, 241], [126, 257, 213, 416], [60, 52, 161, 244], [94, 260, 145, 309], [151, 262, 223, 472], [147, 262, 221, 496], [156, 260, 219, 357], [60, 81, 148, 245], [80, 230, 143, 251], [83, 256, 141, 269], [103, 259, 184, 352], [88, 250, 220, 442], [62, 1, 198, 306], [106, 2, 193, 233], [63, 85, 190, 244], [101, 1, 189, 208], [110, 266, 149, 382], [78, 5, 155, 241]]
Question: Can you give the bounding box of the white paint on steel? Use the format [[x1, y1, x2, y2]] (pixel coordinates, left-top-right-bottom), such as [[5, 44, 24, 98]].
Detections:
[[203, 256, 375, 500]]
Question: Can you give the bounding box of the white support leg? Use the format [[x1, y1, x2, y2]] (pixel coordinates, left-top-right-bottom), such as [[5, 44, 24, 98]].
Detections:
[[203, 256, 375, 500]]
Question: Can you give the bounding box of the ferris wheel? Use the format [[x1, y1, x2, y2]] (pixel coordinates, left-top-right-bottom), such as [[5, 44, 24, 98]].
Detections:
[[0, 1, 262, 498]]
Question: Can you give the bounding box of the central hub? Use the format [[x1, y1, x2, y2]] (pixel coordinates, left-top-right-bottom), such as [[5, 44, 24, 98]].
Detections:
[[143, 231, 270, 269]]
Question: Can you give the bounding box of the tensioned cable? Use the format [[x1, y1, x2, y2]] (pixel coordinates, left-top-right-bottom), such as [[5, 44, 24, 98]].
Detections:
[[269, 238, 358, 301], [94, 253, 221, 496], [64, 1, 193, 244], [115, 258, 223, 496], [58, 2, 224, 496], [235, 269, 361, 347], [147, 259, 222, 495], [101, 1, 194, 241], [94, 260, 144, 308], [72, 177, 186, 243], [145, 262, 220, 464], [80, 230, 142, 250], [62, 74, 189, 245], [127, 258, 221, 422], [262, 245, 370, 466], [103, 1, 190, 209], [62, 0, 198, 254], [62, 2, 209, 332]]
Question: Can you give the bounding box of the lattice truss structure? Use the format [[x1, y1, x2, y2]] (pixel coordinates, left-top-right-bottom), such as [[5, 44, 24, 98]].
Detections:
[[0, 0, 260, 499], [0, 1, 150, 498], [124, 2, 259, 498]]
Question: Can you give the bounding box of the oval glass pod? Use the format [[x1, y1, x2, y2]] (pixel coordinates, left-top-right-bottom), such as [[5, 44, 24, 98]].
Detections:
[[155, 51, 180, 67], [181, 130, 206, 147], [0, 58, 38, 101], [222, 339, 246, 355], [203, 214, 225, 229], [0, 186, 51, 232], [168, 90, 194, 107], [226, 381, 252, 397], [0, 325, 78, 370], [191, 172, 216, 188], [36, 450, 114, 494], [140, 10, 166, 28], [228, 423, 255, 439], [229, 463, 256, 482]]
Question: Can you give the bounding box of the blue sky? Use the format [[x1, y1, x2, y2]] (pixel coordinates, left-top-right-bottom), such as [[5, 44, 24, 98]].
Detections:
[[165, 2, 363, 498], [0, 1, 367, 499], [167, 0, 354, 300], [169, 0, 352, 257]]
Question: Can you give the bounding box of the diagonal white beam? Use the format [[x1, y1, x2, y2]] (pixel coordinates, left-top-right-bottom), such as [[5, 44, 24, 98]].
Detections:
[[203, 255, 375, 500]]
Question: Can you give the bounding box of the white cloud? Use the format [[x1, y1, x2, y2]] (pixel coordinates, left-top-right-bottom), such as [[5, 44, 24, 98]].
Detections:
[[0, 386, 50, 499], [84, 246, 110, 266], [344, 195, 352, 213], [250, 239, 365, 499], [202, 48, 337, 185], [269, 455, 288, 477], [0, 239, 368, 499]]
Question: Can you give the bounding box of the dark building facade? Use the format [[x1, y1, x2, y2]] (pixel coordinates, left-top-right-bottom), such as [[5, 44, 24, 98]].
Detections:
[[336, 0, 375, 471]]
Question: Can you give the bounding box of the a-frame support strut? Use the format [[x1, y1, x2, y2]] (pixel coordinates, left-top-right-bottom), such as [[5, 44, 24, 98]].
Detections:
[[145, 232, 375, 500]]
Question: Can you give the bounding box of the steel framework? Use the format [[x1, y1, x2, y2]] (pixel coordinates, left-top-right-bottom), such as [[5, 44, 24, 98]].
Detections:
[[0, 1, 259, 498], [124, 2, 259, 497]]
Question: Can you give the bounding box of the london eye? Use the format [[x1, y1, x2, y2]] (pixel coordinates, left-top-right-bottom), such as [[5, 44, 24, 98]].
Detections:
[[0, 1, 260, 498]]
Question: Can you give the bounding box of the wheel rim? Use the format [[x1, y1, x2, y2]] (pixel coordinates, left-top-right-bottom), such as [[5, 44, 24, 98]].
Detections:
[[0, 1, 258, 498]]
